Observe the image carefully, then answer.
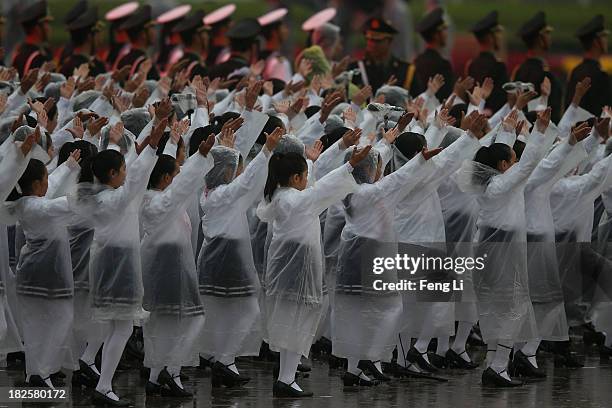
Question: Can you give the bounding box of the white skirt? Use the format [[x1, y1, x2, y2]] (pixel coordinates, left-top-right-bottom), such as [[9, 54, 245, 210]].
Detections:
[[533, 301, 569, 341], [144, 312, 204, 368], [265, 296, 322, 357], [333, 293, 401, 362], [401, 291, 455, 339], [199, 295, 261, 360], [0, 294, 22, 362], [17, 295, 77, 376]]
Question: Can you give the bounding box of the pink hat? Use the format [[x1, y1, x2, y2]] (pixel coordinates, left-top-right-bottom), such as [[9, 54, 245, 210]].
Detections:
[[105, 2, 139, 22], [258, 8, 288, 26], [203, 4, 236, 26], [302, 7, 336, 31], [156, 5, 192, 25]]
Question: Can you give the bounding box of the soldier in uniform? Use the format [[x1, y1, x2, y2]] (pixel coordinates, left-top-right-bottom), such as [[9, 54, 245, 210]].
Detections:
[[12, 0, 53, 78], [465, 11, 509, 114], [207, 18, 261, 80], [155, 5, 191, 76], [566, 15, 610, 116], [173, 10, 210, 80], [412, 7, 453, 100], [349, 17, 415, 93], [204, 4, 236, 66], [104, 2, 139, 71], [116, 5, 160, 80], [259, 8, 292, 82], [512, 12, 563, 123], [59, 7, 106, 78], [56, 0, 88, 64]]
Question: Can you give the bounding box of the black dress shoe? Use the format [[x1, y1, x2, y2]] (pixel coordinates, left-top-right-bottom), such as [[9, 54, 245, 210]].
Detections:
[[211, 361, 250, 388], [481, 368, 523, 387], [342, 371, 377, 387], [145, 381, 162, 396], [92, 390, 132, 407], [554, 351, 584, 368], [429, 353, 448, 369], [72, 370, 97, 389], [198, 356, 214, 370], [51, 371, 66, 379], [600, 345, 612, 358], [26, 375, 50, 387], [328, 354, 347, 370], [510, 350, 546, 379], [446, 349, 479, 369], [583, 324, 605, 346], [357, 360, 391, 381], [273, 380, 313, 397], [80, 359, 101, 382], [406, 346, 438, 372], [297, 362, 311, 372], [158, 368, 192, 398]]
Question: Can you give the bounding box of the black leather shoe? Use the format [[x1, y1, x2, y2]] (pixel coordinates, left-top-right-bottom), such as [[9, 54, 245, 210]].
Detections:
[[357, 360, 390, 381], [273, 380, 313, 397], [510, 350, 546, 379], [429, 353, 448, 369], [79, 359, 100, 382], [328, 354, 347, 370], [481, 368, 523, 387], [446, 349, 479, 369], [26, 375, 50, 387], [198, 356, 214, 370], [554, 352, 584, 368], [145, 381, 162, 396], [600, 345, 612, 358], [72, 370, 97, 389], [406, 346, 438, 372], [583, 324, 605, 346], [211, 361, 250, 388], [158, 368, 192, 398], [92, 390, 132, 407], [297, 362, 311, 372], [51, 371, 66, 379], [343, 371, 377, 387]]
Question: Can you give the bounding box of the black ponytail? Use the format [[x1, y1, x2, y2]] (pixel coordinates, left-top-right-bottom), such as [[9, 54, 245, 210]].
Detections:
[[264, 152, 308, 202], [473, 143, 513, 185], [394, 132, 427, 161], [7, 159, 47, 201], [148, 154, 177, 189]]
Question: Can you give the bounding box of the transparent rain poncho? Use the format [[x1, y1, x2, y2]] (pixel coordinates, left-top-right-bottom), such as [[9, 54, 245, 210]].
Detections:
[[256, 162, 358, 357], [394, 129, 481, 339], [524, 139, 588, 340], [121, 108, 151, 139], [68, 146, 158, 321], [457, 127, 554, 344], [140, 152, 214, 368], [333, 148, 437, 362], [198, 145, 271, 359]]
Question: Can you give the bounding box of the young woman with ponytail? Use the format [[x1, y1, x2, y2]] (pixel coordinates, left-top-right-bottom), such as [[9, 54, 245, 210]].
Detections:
[[256, 138, 372, 397]]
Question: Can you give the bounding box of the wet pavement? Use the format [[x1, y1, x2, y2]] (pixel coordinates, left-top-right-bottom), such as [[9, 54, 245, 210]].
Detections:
[[2, 342, 612, 408]]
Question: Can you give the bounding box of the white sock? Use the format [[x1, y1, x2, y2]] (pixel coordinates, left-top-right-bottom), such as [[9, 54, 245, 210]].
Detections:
[[490, 342, 512, 381], [413, 337, 431, 364], [452, 321, 473, 361], [167, 366, 183, 389], [373, 360, 383, 374], [149, 367, 162, 385], [278, 349, 302, 391], [521, 340, 541, 368], [201, 354, 215, 364], [219, 357, 239, 375], [43, 377, 55, 389], [346, 357, 371, 380], [96, 320, 133, 400], [436, 336, 450, 356], [81, 341, 103, 376]]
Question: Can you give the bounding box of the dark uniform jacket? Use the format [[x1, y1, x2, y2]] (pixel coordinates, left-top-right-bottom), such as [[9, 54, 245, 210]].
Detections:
[[512, 57, 563, 123], [116, 48, 160, 80], [411, 48, 454, 100], [60, 54, 106, 78], [349, 55, 416, 94], [13, 43, 52, 78], [466, 51, 509, 113], [566, 58, 611, 117]]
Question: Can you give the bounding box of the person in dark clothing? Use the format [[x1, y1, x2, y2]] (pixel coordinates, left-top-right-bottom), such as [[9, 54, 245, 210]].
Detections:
[[115, 5, 160, 80], [566, 14, 611, 117], [465, 11, 509, 114], [12, 0, 53, 78], [59, 7, 106, 78], [207, 18, 261, 80], [173, 10, 210, 80]]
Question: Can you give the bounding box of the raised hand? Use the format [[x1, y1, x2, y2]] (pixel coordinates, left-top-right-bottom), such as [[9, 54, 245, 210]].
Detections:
[[109, 122, 124, 145], [158, 76, 172, 97], [132, 86, 150, 108], [383, 126, 400, 144], [264, 126, 284, 151], [67, 116, 85, 139], [170, 118, 190, 143], [244, 81, 263, 111], [198, 134, 216, 157], [427, 74, 445, 96], [515, 89, 538, 110], [149, 118, 167, 148], [349, 145, 373, 167], [154, 98, 173, 122], [572, 76, 591, 106], [502, 109, 519, 132], [112, 94, 131, 113], [540, 76, 551, 98], [221, 117, 244, 133], [60, 77, 76, 99], [422, 147, 443, 160], [435, 108, 455, 128], [37, 109, 48, 129], [219, 126, 236, 148], [76, 77, 96, 93], [320, 91, 344, 123], [87, 116, 109, 137], [535, 107, 551, 134], [20, 126, 41, 156], [569, 121, 593, 145], [594, 117, 610, 141], [341, 128, 362, 149], [352, 85, 372, 107], [298, 58, 313, 78], [397, 111, 414, 132], [20, 68, 39, 94], [386, 74, 398, 86], [0, 94, 6, 116], [480, 77, 494, 100], [453, 76, 475, 100], [73, 63, 90, 80], [305, 140, 324, 161], [124, 72, 144, 93], [342, 106, 357, 127], [331, 56, 350, 78], [250, 60, 265, 77], [68, 149, 81, 167]]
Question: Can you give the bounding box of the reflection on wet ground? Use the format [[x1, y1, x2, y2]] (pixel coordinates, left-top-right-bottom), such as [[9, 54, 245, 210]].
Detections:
[[5, 342, 612, 408]]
